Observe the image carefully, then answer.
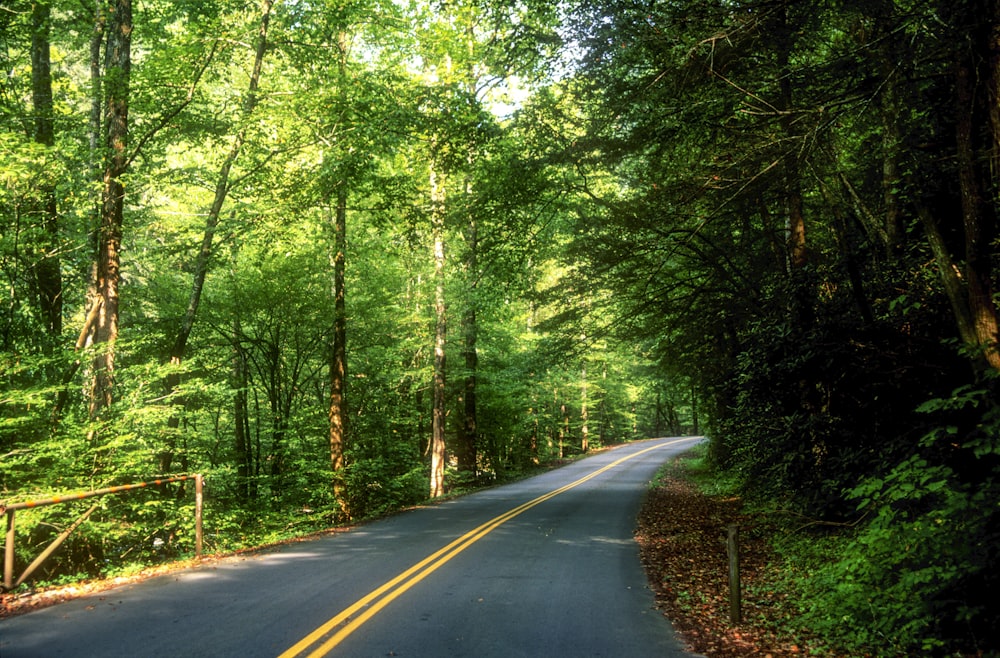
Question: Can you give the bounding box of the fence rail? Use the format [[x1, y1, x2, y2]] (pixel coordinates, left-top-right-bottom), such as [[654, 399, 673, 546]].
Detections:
[[2, 474, 203, 592]]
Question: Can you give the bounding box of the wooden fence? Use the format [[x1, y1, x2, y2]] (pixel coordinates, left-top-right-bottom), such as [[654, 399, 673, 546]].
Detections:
[[1, 475, 203, 592]]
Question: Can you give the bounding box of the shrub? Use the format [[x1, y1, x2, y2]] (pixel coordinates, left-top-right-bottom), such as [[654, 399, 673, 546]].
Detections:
[[788, 385, 1000, 656]]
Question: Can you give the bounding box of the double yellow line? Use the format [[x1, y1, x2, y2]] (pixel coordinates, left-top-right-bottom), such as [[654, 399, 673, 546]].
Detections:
[[279, 437, 696, 658]]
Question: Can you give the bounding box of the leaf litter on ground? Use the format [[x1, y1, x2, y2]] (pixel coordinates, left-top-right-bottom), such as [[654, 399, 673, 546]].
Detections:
[[634, 452, 838, 658]]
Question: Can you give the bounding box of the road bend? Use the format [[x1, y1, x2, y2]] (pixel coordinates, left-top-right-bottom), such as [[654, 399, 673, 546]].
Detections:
[[0, 436, 703, 658]]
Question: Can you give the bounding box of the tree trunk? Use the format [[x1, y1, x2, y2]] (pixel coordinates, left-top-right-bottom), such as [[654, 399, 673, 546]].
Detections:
[[230, 241, 254, 502], [31, 0, 62, 338], [916, 203, 977, 347], [88, 0, 131, 421], [170, 0, 274, 363], [161, 0, 273, 470], [667, 394, 680, 435], [82, 0, 103, 357], [690, 383, 699, 435], [327, 29, 350, 514], [89, 1, 104, 160], [457, 16, 478, 477], [430, 159, 447, 499], [458, 202, 478, 475], [989, 0, 1000, 185], [599, 360, 608, 443], [955, 52, 1000, 370], [555, 388, 564, 458], [877, 1, 904, 259], [654, 390, 663, 437], [169, 0, 272, 365], [775, 3, 812, 328], [232, 322, 253, 503], [530, 392, 539, 464], [819, 176, 875, 324], [329, 183, 348, 509], [561, 399, 568, 458]]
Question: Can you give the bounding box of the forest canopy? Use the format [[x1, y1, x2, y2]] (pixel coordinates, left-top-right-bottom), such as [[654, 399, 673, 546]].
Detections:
[[3, 0, 1000, 654]]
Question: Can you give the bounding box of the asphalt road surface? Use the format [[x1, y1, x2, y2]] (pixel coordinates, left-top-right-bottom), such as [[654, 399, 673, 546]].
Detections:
[[1, 437, 703, 658]]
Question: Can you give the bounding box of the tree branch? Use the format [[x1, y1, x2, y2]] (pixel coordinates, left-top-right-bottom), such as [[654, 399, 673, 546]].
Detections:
[[126, 39, 221, 168]]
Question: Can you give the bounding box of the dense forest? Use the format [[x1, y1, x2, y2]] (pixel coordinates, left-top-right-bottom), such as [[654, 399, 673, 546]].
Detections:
[[3, 0, 1000, 654]]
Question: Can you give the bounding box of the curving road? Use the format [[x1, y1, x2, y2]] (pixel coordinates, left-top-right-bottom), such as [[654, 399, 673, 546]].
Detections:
[[1, 437, 703, 657]]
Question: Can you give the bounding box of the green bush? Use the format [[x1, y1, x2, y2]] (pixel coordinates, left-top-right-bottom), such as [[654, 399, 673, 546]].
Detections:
[[343, 456, 426, 520], [786, 385, 1000, 656]]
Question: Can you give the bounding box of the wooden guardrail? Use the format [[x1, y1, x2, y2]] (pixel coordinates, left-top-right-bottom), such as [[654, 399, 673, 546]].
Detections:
[[1, 474, 203, 592]]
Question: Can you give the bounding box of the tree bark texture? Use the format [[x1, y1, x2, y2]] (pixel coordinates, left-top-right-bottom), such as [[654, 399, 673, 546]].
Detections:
[[955, 48, 1000, 370], [329, 185, 348, 508], [430, 161, 447, 499], [84, 0, 104, 348], [31, 0, 62, 338], [88, 0, 131, 420], [161, 0, 273, 470], [327, 29, 350, 513]]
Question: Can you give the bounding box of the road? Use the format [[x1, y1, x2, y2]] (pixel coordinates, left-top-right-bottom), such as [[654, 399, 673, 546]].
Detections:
[[1, 437, 702, 657]]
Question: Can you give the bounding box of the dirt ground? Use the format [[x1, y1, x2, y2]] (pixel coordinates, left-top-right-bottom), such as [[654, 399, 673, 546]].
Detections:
[[634, 454, 836, 658]]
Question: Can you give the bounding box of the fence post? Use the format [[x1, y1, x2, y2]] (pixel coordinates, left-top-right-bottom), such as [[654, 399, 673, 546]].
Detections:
[[727, 524, 742, 624], [4, 509, 15, 591], [195, 474, 203, 558]]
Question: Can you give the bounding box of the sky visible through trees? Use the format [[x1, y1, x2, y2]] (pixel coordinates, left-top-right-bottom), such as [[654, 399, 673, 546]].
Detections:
[[3, 0, 1000, 653]]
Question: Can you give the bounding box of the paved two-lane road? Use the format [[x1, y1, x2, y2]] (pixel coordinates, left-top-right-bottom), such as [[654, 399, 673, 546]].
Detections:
[[1, 437, 703, 657]]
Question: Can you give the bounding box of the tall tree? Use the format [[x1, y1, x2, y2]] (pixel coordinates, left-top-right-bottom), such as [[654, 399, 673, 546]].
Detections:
[[953, 6, 1000, 371], [458, 180, 478, 474], [429, 139, 448, 499], [87, 0, 131, 420], [457, 16, 479, 477], [914, 0, 1000, 372], [161, 0, 274, 472], [327, 29, 350, 512], [30, 0, 62, 338]]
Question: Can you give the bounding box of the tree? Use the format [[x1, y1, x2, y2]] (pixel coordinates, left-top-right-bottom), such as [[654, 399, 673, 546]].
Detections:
[[950, 0, 1000, 371], [556, 0, 1000, 651], [30, 0, 62, 339], [161, 0, 274, 473], [429, 126, 448, 499], [87, 0, 131, 421], [0, 0, 685, 595], [328, 166, 349, 506]]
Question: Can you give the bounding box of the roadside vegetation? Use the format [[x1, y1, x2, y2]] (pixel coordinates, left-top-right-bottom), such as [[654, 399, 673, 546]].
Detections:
[[639, 442, 999, 658]]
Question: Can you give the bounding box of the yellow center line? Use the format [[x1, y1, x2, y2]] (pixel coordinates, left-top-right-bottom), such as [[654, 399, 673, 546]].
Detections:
[[278, 437, 698, 658]]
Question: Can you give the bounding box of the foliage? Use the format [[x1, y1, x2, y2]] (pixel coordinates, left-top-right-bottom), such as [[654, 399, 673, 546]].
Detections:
[[781, 384, 1000, 656], [636, 446, 819, 657], [557, 0, 1000, 652], [2, 0, 680, 593], [713, 299, 965, 517], [6, 1, 998, 654]]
